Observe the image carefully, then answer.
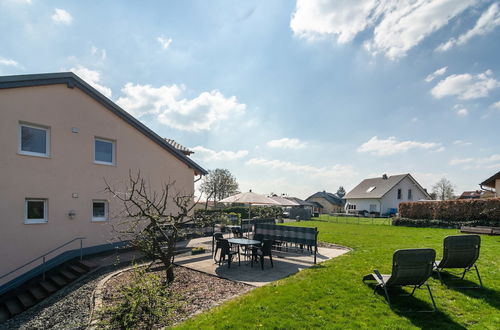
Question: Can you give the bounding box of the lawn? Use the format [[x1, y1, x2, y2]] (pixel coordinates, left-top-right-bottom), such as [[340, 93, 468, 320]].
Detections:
[[177, 219, 499, 329]]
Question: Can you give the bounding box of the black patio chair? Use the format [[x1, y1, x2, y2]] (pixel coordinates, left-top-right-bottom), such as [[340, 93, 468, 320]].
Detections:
[[434, 234, 483, 288], [212, 232, 223, 260], [251, 239, 274, 270], [218, 239, 240, 268], [363, 248, 437, 312]]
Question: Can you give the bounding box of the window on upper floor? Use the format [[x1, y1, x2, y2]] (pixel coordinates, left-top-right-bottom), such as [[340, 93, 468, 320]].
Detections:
[[397, 188, 402, 200], [25, 198, 48, 224], [408, 189, 413, 200], [92, 200, 108, 221], [19, 123, 50, 157], [94, 138, 115, 165]]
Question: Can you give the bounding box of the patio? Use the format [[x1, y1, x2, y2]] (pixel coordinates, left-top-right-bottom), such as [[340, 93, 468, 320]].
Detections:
[[174, 235, 350, 287]]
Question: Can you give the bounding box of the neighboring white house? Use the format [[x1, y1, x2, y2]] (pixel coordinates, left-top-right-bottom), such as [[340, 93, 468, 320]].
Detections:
[[344, 174, 431, 215]]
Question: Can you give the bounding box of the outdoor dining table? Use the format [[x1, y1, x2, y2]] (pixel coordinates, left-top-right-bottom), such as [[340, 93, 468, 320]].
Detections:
[[227, 238, 261, 263]]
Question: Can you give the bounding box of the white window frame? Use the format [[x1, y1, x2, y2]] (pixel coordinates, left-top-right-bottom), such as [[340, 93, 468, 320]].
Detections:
[[397, 188, 402, 200], [94, 138, 115, 165], [25, 198, 48, 224], [18, 123, 50, 157], [92, 200, 108, 222]]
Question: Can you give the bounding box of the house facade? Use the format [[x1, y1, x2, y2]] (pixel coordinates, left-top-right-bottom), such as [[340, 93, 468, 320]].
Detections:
[[344, 174, 431, 215], [480, 170, 500, 197], [306, 191, 344, 214], [0, 73, 206, 291]]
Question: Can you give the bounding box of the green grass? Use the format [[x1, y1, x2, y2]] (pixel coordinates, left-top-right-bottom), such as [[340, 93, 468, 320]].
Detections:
[[177, 221, 500, 329]]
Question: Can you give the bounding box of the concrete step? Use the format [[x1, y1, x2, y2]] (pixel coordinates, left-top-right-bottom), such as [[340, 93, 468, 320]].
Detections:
[[16, 292, 36, 309], [49, 275, 67, 288], [28, 286, 48, 301], [4, 298, 23, 316], [39, 281, 58, 294], [0, 305, 9, 323], [59, 270, 78, 281], [68, 264, 87, 275], [76, 260, 97, 271]]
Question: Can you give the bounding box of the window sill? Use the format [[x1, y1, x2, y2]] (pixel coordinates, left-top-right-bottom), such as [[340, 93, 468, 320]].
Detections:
[[24, 220, 48, 224], [93, 161, 116, 166], [91, 218, 108, 222], [18, 152, 51, 159]]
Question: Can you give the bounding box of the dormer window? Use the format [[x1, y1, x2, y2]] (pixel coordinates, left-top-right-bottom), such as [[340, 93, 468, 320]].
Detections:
[[366, 186, 376, 193]]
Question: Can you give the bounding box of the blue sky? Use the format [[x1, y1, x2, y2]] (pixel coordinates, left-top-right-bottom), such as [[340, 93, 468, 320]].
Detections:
[[2, 0, 500, 198]]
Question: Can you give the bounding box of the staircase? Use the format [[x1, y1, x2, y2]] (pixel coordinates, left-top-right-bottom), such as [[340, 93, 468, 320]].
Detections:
[[0, 259, 97, 323]]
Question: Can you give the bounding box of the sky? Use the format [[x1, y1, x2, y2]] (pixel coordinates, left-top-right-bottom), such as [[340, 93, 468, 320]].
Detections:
[[1, 0, 500, 199]]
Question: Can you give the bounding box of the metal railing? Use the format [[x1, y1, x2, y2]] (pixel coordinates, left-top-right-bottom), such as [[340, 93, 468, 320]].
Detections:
[[0, 237, 86, 283]]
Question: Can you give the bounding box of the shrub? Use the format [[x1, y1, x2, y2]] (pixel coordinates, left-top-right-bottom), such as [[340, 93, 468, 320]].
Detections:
[[398, 198, 500, 227], [194, 206, 282, 220], [101, 267, 177, 329]]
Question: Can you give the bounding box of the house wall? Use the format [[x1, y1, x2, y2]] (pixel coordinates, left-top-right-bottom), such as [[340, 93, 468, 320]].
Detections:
[[345, 198, 381, 212], [0, 84, 196, 286], [496, 179, 500, 197], [381, 176, 429, 213], [306, 197, 342, 214]]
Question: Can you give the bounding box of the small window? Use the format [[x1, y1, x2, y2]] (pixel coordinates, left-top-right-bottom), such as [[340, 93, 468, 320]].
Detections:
[[408, 189, 412, 200], [94, 138, 115, 165], [92, 200, 108, 221], [25, 199, 48, 224], [397, 188, 402, 200], [19, 124, 50, 157], [366, 186, 376, 193]]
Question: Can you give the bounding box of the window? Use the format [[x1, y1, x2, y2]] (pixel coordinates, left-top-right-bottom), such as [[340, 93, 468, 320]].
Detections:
[[92, 200, 108, 221], [369, 204, 377, 212], [25, 199, 48, 224], [19, 123, 50, 157], [94, 138, 115, 165], [397, 188, 402, 200], [408, 189, 413, 200], [347, 204, 356, 210], [366, 186, 376, 193]]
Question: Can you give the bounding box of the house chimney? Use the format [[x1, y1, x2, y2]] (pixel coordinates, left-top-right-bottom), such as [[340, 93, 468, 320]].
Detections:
[[382, 174, 388, 179]]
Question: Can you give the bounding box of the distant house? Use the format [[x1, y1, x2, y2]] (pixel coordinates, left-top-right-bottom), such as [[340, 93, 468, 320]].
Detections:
[[480, 170, 500, 197], [458, 190, 486, 199], [285, 197, 315, 220], [306, 191, 344, 214], [344, 174, 431, 215]]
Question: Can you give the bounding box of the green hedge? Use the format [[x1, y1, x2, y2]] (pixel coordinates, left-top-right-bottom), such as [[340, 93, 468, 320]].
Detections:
[[397, 198, 500, 227]]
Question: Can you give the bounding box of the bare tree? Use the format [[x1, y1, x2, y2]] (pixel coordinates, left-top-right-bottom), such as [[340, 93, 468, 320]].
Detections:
[[336, 186, 346, 198], [105, 171, 204, 283], [200, 168, 239, 205], [432, 178, 455, 201]]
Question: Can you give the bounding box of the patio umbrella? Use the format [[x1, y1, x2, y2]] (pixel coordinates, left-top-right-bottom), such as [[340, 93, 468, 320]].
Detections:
[[219, 190, 280, 218]]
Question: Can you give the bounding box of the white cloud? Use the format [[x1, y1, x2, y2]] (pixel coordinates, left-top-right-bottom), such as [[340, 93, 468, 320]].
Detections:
[[90, 46, 106, 60], [450, 154, 500, 169], [190, 146, 248, 161], [456, 108, 468, 116], [357, 136, 442, 156], [431, 70, 500, 100], [246, 158, 357, 180], [425, 66, 447, 82], [436, 3, 500, 52], [0, 57, 20, 67], [69, 66, 112, 98], [157, 36, 172, 49], [453, 140, 472, 146], [290, 0, 477, 60], [491, 101, 500, 110], [116, 83, 246, 131], [266, 138, 306, 149], [52, 8, 73, 25]]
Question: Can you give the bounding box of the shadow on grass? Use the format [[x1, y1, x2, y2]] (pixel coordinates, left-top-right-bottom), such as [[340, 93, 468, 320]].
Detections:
[[432, 271, 500, 310], [365, 283, 467, 330]]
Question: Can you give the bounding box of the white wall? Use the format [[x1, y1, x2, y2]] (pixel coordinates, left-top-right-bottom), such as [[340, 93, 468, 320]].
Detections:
[[381, 176, 429, 213], [346, 199, 381, 212]]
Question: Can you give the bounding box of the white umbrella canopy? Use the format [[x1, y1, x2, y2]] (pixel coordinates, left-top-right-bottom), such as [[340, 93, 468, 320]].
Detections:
[[269, 195, 300, 206], [219, 190, 281, 205]]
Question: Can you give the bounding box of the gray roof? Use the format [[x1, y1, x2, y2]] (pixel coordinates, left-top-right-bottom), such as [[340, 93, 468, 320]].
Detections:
[[344, 174, 430, 199], [480, 170, 500, 189], [0, 72, 207, 175], [164, 139, 193, 156], [306, 191, 344, 206], [285, 197, 315, 207]]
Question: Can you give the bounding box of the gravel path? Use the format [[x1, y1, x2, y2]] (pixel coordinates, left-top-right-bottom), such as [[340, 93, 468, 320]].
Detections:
[[0, 265, 125, 330]]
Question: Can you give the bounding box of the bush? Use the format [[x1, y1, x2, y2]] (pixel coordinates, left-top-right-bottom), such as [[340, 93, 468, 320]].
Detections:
[[101, 267, 177, 329], [398, 198, 500, 227], [194, 206, 282, 220]]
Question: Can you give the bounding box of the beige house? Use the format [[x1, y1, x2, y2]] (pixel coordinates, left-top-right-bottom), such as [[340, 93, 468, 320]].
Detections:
[[0, 72, 206, 292], [306, 191, 344, 214], [480, 170, 500, 197]]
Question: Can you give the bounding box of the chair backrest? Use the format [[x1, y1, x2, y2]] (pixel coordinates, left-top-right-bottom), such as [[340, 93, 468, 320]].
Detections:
[[386, 249, 435, 287], [252, 233, 264, 242], [439, 235, 480, 269], [261, 239, 274, 256], [219, 239, 231, 254], [213, 232, 223, 240]]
